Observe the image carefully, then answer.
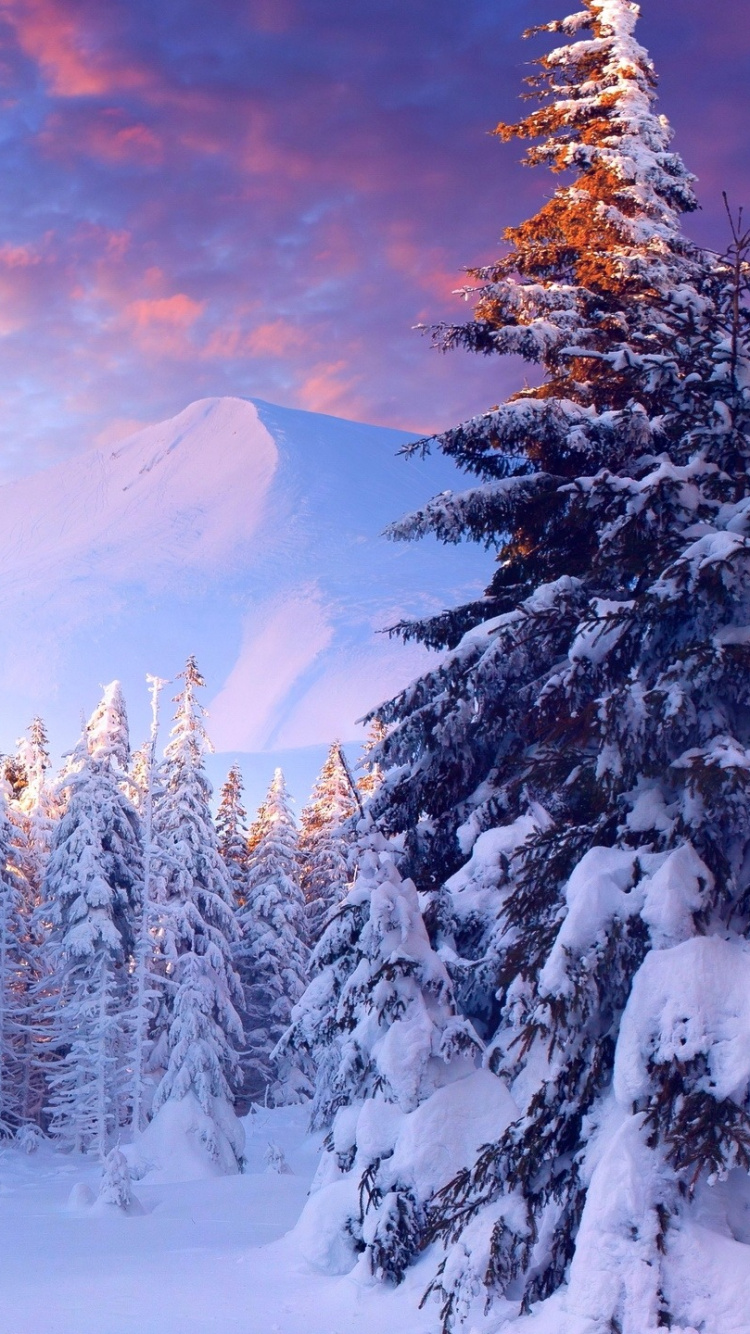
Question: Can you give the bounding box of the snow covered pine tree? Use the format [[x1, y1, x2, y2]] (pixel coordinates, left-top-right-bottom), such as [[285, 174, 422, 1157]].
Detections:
[[1, 717, 56, 1128], [216, 763, 250, 907], [236, 769, 309, 1106], [359, 4, 750, 1331], [42, 683, 142, 1154], [0, 779, 34, 1133], [299, 742, 359, 941], [142, 658, 245, 1175]]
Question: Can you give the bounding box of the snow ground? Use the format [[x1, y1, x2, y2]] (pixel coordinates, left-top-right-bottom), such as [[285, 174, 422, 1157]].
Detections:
[[0, 1106, 433, 1334], [7, 1096, 748, 1334]]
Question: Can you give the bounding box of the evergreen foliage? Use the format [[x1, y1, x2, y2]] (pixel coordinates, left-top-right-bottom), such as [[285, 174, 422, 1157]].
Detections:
[[13, 717, 57, 893], [236, 769, 309, 1106], [129, 674, 169, 1136], [42, 682, 142, 1153], [373, 0, 707, 890], [4, 717, 56, 1126], [216, 763, 249, 905], [0, 786, 34, 1133], [287, 826, 480, 1130], [354, 3, 750, 1328], [299, 742, 358, 941], [150, 659, 244, 1163], [286, 825, 480, 1278], [356, 719, 387, 802]]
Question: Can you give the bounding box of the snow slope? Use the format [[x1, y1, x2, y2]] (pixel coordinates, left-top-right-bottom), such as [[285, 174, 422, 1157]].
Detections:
[[0, 397, 486, 803], [0, 1106, 435, 1334], [3, 1098, 746, 1334]]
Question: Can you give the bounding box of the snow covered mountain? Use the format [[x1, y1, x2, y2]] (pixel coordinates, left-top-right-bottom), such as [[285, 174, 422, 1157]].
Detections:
[[0, 397, 485, 802]]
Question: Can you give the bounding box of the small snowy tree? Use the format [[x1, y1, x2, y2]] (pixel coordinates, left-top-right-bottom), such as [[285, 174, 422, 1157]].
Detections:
[[145, 658, 244, 1173], [299, 742, 359, 940], [42, 682, 142, 1154], [98, 1146, 137, 1211], [216, 763, 249, 906], [236, 769, 309, 1106]]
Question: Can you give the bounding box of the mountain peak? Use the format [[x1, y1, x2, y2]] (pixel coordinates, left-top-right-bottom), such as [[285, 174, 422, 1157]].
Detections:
[[0, 396, 485, 803]]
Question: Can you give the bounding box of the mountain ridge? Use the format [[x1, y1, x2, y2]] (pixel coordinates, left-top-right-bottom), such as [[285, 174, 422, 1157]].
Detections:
[[0, 395, 486, 805]]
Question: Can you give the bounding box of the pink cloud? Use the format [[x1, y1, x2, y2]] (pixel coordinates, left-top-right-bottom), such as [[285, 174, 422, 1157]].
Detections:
[[82, 111, 163, 165], [385, 223, 463, 299], [295, 360, 368, 421], [119, 292, 206, 359], [38, 106, 163, 166], [3, 0, 147, 98], [246, 320, 306, 358], [246, 0, 298, 36], [126, 293, 204, 330], [0, 242, 41, 269]]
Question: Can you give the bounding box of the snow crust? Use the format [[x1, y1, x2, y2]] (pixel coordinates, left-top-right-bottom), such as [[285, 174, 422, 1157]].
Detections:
[[0, 1050, 748, 1334], [0, 1105, 448, 1334]]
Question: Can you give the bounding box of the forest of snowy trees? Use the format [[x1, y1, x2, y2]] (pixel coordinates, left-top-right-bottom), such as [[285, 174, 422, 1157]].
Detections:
[[0, 2, 748, 1332], [0, 662, 372, 1168]]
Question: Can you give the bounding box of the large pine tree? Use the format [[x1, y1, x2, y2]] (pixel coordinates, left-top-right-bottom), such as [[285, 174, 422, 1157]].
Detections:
[[372, 0, 705, 889], [355, 4, 750, 1331]]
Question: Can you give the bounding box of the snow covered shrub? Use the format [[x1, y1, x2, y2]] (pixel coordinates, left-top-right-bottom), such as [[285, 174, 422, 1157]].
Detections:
[[15, 1123, 45, 1154], [264, 1140, 292, 1174], [97, 1147, 144, 1214], [356, 3, 750, 1330]]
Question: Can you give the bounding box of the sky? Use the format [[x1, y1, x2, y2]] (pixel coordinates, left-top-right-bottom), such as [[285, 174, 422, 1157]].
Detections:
[[0, 0, 747, 478]]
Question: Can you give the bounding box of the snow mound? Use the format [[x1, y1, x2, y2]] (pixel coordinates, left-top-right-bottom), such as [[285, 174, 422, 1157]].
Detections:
[[295, 1173, 363, 1275], [131, 1092, 246, 1183], [67, 1181, 96, 1211], [377, 1067, 518, 1201], [615, 936, 750, 1107]]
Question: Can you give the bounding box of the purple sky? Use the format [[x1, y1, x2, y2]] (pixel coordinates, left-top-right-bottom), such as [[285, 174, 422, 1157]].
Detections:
[[0, 0, 747, 477]]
